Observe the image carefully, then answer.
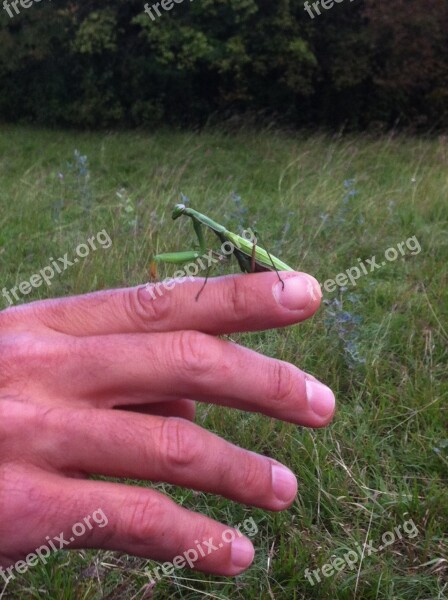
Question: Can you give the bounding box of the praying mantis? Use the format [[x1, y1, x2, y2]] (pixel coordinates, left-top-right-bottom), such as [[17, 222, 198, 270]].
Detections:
[[151, 204, 294, 299]]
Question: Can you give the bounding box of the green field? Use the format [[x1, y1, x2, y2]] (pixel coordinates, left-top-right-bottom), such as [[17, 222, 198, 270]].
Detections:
[[0, 125, 447, 599]]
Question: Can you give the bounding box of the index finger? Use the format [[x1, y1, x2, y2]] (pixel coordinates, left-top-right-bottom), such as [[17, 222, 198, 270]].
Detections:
[[3, 272, 322, 337]]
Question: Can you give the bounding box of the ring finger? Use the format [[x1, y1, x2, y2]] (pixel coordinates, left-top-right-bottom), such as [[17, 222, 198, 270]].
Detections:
[[16, 404, 298, 511]]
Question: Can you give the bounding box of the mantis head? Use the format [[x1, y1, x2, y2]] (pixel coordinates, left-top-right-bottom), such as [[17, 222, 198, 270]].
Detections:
[[172, 204, 186, 220]]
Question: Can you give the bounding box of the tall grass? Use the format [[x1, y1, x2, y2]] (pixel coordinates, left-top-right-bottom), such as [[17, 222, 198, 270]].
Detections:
[[0, 125, 447, 599]]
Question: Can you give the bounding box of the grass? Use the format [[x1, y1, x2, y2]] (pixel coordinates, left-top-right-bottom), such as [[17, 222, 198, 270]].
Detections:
[[0, 124, 447, 599]]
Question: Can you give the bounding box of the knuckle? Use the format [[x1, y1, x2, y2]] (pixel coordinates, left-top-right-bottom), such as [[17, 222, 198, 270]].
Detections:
[[123, 493, 165, 542], [268, 361, 297, 407], [159, 418, 204, 470], [124, 286, 171, 331], [173, 330, 218, 378]]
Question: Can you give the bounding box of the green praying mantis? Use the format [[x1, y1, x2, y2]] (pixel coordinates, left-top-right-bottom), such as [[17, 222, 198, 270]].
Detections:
[[151, 204, 294, 300]]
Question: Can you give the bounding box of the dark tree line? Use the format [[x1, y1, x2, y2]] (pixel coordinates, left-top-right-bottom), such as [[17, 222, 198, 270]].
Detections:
[[0, 0, 447, 129]]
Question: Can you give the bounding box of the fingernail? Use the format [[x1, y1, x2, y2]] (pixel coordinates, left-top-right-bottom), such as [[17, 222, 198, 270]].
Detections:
[[306, 380, 336, 418], [272, 464, 297, 503], [273, 274, 321, 311], [231, 537, 255, 568]]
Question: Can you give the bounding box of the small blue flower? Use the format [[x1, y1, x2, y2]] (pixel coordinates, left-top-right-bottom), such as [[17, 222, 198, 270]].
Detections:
[[324, 290, 365, 368], [180, 193, 191, 205]]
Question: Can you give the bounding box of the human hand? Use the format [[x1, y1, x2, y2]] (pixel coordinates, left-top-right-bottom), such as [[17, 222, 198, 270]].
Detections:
[[0, 272, 335, 578]]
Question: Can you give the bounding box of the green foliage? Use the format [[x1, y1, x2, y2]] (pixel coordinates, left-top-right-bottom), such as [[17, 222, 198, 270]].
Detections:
[[0, 0, 447, 128], [73, 10, 118, 55]]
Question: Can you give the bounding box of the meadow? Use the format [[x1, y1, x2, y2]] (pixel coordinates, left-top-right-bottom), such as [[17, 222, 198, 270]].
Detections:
[[0, 125, 447, 599]]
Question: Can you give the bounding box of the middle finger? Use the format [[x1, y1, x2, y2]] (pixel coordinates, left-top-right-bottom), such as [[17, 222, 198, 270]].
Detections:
[[52, 331, 336, 428]]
